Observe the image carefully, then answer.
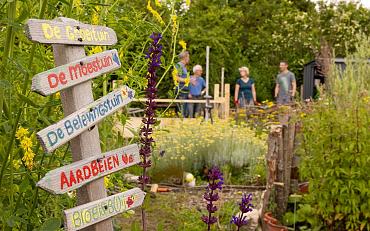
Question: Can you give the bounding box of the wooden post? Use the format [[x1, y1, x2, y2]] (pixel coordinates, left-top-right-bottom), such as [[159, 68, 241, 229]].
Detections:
[[221, 68, 224, 98], [205, 46, 210, 96], [53, 43, 113, 231], [214, 84, 220, 118], [224, 84, 230, 118]]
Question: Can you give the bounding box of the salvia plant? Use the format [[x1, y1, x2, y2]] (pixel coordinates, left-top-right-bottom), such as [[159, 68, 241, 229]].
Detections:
[[231, 193, 254, 230], [139, 32, 162, 231], [201, 166, 224, 230]]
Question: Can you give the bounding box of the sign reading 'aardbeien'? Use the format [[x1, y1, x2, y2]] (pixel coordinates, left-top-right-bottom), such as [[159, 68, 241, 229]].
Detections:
[[64, 188, 145, 231], [37, 144, 140, 194], [37, 86, 135, 153], [32, 49, 121, 96], [25, 19, 117, 45]]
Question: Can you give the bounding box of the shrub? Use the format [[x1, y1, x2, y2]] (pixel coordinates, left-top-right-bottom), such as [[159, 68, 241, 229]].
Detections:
[[298, 37, 370, 230]]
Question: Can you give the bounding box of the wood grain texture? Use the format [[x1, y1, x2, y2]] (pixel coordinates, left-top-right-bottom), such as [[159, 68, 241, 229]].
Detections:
[[51, 18, 113, 229], [32, 49, 121, 96], [37, 144, 140, 194], [25, 18, 117, 45], [64, 188, 145, 231], [37, 86, 135, 153]]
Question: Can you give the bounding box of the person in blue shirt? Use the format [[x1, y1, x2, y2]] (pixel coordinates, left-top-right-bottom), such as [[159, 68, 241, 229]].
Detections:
[[188, 65, 206, 118], [175, 51, 190, 117], [234, 66, 257, 108]]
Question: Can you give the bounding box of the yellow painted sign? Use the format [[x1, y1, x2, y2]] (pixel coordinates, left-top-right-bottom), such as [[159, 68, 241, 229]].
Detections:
[[25, 18, 117, 45]]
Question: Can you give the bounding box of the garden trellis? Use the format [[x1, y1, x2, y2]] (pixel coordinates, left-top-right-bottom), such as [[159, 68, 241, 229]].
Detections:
[[25, 17, 144, 231]]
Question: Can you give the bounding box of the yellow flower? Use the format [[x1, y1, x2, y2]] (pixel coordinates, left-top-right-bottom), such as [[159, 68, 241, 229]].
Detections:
[[186, 0, 191, 6], [104, 176, 111, 188], [172, 67, 179, 86], [16, 127, 29, 140], [179, 40, 187, 51], [180, 155, 186, 160], [22, 148, 35, 170], [89, 46, 103, 55], [171, 14, 178, 34], [20, 137, 33, 150], [147, 0, 164, 25], [92, 12, 99, 25]]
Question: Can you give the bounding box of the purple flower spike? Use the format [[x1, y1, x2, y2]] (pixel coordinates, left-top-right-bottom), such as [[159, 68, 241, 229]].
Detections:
[[140, 32, 162, 231], [231, 193, 254, 230], [201, 166, 223, 231]]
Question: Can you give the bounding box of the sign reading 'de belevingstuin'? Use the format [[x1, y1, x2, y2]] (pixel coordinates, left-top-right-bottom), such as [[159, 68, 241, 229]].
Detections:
[[37, 144, 140, 194], [25, 19, 117, 45], [37, 86, 135, 153], [31, 49, 121, 96], [64, 188, 145, 231]]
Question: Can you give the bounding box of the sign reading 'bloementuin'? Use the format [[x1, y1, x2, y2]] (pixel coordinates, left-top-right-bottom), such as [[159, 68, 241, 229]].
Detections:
[[32, 49, 121, 96], [37, 86, 135, 153], [64, 188, 145, 231], [25, 18, 117, 45], [37, 144, 140, 194]]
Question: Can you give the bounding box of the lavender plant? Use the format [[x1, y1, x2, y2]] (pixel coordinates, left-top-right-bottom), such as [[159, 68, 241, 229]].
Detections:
[[139, 32, 162, 231], [231, 193, 254, 230], [201, 166, 224, 230]]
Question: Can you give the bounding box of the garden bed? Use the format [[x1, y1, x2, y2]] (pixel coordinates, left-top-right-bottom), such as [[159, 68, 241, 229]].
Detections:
[[116, 187, 264, 230]]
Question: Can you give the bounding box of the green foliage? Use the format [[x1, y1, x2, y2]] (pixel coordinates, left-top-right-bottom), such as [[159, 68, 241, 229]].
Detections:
[[298, 37, 370, 230]]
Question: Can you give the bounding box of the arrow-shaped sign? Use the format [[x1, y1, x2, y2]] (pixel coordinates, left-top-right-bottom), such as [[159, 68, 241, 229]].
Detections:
[[37, 144, 140, 194], [37, 86, 135, 153], [31, 49, 121, 96], [64, 188, 145, 231]]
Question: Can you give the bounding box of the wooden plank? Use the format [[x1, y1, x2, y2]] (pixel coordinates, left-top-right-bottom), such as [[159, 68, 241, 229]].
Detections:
[[37, 144, 140, 194], [37, 86, 135, 153], [224, 84, 230, 118], [64, 188, 145, 231], [25, 18, 117, 45], [214, 84, 220, 117], [52, 17, 113, 231], [32, 49, 121, 96]]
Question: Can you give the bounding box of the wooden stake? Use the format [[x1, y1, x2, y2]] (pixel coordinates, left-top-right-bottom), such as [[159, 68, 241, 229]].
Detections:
[[224, 84, 230, 118], [53, 43, 113, 231]]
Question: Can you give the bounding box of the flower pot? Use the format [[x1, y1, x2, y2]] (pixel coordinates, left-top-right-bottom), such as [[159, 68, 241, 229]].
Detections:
[[263, 212, 288, 231]]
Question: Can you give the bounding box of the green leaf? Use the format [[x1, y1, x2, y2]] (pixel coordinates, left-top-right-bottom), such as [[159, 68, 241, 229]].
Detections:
[[39, 218, 61, 231], [17, 93, 40, 108]]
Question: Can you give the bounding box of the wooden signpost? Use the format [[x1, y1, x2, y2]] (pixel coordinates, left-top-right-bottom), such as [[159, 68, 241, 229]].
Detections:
[[26, 17, 144, 231], [32, 49, 121, 96], [64, 188, 145, 231], [25, 18, 117, 45], [37, 86, 135, 153], [37, 144, 140, 194]]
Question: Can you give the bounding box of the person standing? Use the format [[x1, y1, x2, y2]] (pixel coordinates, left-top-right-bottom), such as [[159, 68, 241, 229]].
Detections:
[[234, 66, 257, 108], [274, 61, 296, 105], [188, 65, 206, 118], [175, 51, 190, 117]]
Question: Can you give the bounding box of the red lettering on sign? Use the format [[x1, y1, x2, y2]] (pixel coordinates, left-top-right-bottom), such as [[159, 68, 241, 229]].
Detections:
[[112, 154, 119, 167], [107, 156, 113, 170], [91, 160, 99, 176], [126, 197, 134, 208], [76, 169, 84, 183], [83, 165, 91, 179], [69, 170, 77, 186], [98, 160, 104, 173], [122, 154, 128, 164], [48, 73, 59, 88], [60, 171, 70, 190]]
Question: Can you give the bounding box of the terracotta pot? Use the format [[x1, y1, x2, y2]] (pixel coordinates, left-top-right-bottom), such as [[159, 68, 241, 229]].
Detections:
[[265, 220, 288, 231], [263, 212, 288, 231]]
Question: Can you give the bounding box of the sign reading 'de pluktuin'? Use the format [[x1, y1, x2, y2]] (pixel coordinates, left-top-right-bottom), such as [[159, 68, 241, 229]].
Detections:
[[37, 144, 140, 194], [64, 187, 145, 231], [25, 18, 117, 45], [37, 86, 135, 153], [32, 49, 121, 96]]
